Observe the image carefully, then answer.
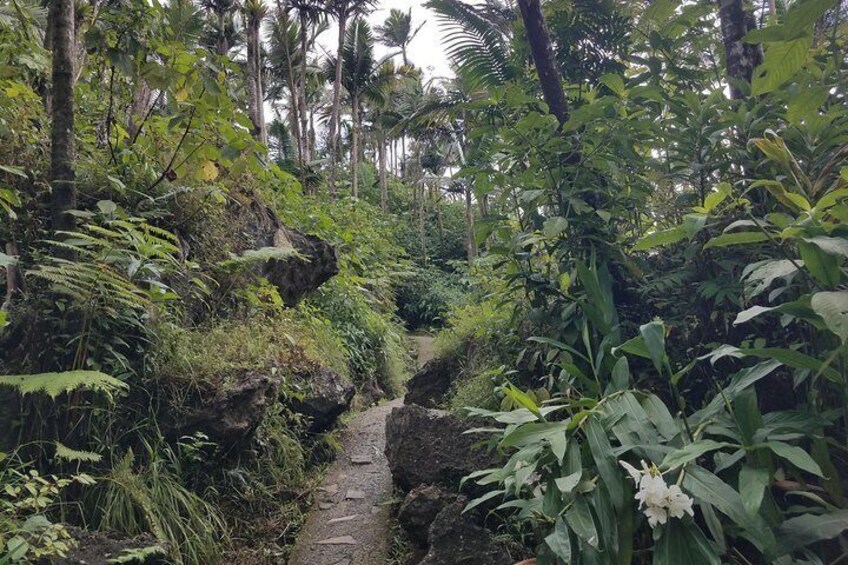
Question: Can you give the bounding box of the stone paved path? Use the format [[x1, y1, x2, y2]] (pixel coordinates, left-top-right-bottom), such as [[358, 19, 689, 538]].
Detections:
[[287, 336, 434, 565]]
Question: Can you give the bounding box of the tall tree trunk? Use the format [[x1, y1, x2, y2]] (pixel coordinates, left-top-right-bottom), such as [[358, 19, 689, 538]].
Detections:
[[401, 135, 406, 179], [378, 133, 387, 211], [327, 7, 347, 196], [298, 10, 310, 162], [516, 0, 570, 126], [4, 242, 21, 308], [50, 0, 76, 236], [464, 183, 477, 264], [351, 96, 359, 198], [418, 181, 426, 263], [217, 12, 228, 55], [278, 8, 303, 162], [717, 0, 763, 99], [247, 19, 261, 139]]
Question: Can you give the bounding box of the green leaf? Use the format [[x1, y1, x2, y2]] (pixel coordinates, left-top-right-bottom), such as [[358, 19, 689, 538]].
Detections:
[[639, 320, 667, 374], [800, 242, 842, 286], [555, 470, 583, 497], [632, 226, 686, 251], [502, 384, 542, 419], [55, 442, 102, 463], [463, 489, 505, 513], [564, 496, 599, 549], [739, 466, 769, 515], [661, 440, 732, 471], [787, 86, 829, 125], [811, 291, 848, 342], [777, 510, 848, 555], [654, 519, 721, 565], [0, 371, 128, 400], [584, 417, 624, 510], [682, 465, 776, 556], [785, 0, 839, 35], [543, 216, 569, 238], [501, 421, 570, 449], [698, 183, 732, 213], [599, 73, 626, 97], [545, 517, 572, 561], [0, 164, 27, 177], [704, 232, 769, 249], [752, 35, 813, 96], [803, 236, 848, 259], [758, 441, 824, 477]]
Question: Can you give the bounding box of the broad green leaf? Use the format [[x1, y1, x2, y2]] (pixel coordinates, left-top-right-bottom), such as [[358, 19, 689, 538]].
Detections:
[[503, 384, 542, 419], [683, 465, 776, 556], [800, 242, 842, 286], [607, 356, 630, 393], [463, 489, 505, 513], [785, 0, 839, 35], [704, 232, 769, 249], [501, 421, 570, 449], [555, 470, 582, 497], [543, 216, 569, 238], [639, 320, 667, 374], [698, 183, 732, 213], [632, 226, 686, 251], [545, 517, 572, 561], [584, 417, 624, 510], [803, 236, 848, 258], [787, 86, 829, 125], [752, 35, 813, 96], [758, 441, 824, 477], [661, 440, 732, 471], [777, 510, 848, 555], [564, 496, 599, 549], [734, 305, 777, 325], [739, 466, 770, 514], [654, 519, 721, 565], [599, 73, 626, 97], [811, 291, 848, 342]]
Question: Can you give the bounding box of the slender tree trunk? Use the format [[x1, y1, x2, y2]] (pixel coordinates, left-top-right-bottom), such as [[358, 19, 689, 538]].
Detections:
[[298, 10, 310, 162], [217, 12, 228, 55], [717, 0, 763, 99], [50, 0, 76, 236], [327, 7, 348, 196], [401, 135, 406, 179], [464, 183, 476, 264], [378, 133, 388, 211], [418, 182, 426, 263], [4, 242, 21, 307], [247, 20, 261, 138], [516, 0, 570, 126], [351, 96, 359, 198], [278, 8, 303, 163]]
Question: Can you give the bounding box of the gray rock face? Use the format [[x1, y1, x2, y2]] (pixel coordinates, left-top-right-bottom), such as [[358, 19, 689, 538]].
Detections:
[[167, 371, 279, 451], [398, 485, 461, 547], [289, 366, 356, 432], [247, 201, 339, 306], [404, 356, 460, 408], [54, 526, 165, 564], [384, 404, 500, 491], [418, 501, 511, 565]]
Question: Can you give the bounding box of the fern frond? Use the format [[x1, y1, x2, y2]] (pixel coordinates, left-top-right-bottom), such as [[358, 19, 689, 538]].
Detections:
[[219, 246, 303, 270], [55, 442, 103, 463], [0, 371, 128, 400]]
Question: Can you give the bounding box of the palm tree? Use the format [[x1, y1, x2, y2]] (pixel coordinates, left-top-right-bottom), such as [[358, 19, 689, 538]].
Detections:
[[201, 0, 240, 56], [325, 19, 401, 198], [290, 0, 326, 163], [244, 0, 269, 144], [326, 0, 376, 195], [375, 8, 423, 66]]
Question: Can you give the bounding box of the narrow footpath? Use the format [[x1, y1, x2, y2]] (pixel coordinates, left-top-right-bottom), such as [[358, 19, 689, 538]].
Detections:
[[288, 335, 435, 565]]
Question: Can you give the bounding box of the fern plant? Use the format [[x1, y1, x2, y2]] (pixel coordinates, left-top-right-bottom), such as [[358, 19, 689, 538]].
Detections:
[[26, 212, 185, 375]]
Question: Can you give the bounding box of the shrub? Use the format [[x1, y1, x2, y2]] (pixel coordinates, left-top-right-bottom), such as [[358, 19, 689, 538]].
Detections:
[[394, 265, 466, 329]]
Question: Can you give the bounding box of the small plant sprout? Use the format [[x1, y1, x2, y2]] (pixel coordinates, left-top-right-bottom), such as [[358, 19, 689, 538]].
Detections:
[[619, 460, 694, 528]]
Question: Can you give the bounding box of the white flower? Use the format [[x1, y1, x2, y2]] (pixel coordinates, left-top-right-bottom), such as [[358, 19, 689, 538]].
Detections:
[[635, 473, 668, 508], [664, 484, 695, 519], [618, 459, 696, 529], [643, 504, 668, 527]]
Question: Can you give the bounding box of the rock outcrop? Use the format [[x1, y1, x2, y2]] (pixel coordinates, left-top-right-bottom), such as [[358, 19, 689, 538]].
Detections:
[[404, 355, 460, 408], [288, 366, 356, 432], [398, 485, 461, 547], [165, 371, 279, 451], [246, 200, 338, 306], [54, 527, 165, 564], [384, 404, 500, 491], [418, 501, 511, 565]]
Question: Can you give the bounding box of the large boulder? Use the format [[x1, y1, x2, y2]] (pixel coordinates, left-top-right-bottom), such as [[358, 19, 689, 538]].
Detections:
[[246, 201, 338, 306], [385, 404, 500, 491], [164, 371, 279, 451], [405, 355, 460, 408], [419, 501, 511, 565], [398, 485, 461, 548], [288, 366, 355, 432]]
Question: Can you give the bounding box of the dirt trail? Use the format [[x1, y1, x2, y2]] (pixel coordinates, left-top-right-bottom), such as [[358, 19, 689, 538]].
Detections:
[[288, 336, 435, 565]]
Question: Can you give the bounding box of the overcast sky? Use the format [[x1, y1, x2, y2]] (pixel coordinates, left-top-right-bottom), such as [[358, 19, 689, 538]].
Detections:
[[315, 0, 455, 82]]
